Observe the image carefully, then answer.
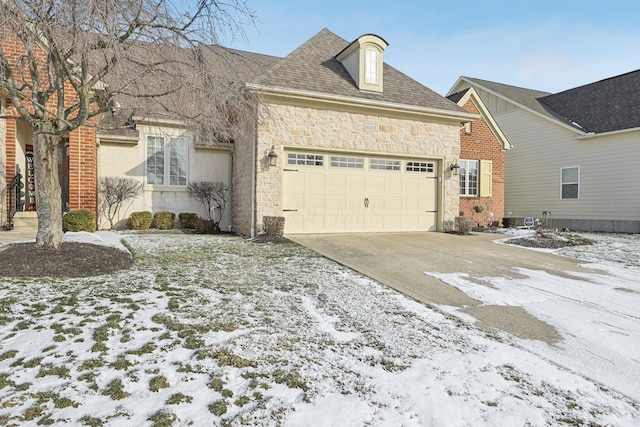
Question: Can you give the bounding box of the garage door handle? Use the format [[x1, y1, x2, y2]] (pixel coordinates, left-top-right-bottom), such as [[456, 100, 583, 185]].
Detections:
[[364, 197, 369, 208], [283, 209, 298, 212]]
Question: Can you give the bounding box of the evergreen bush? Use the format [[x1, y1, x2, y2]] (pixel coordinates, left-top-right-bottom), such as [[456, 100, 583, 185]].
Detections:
[[62, 210, 97, 232], [128, 211, 152, 230], [153, 211, 175, 230], [194, 217, 217, 234], [178, 213, 198, 229]]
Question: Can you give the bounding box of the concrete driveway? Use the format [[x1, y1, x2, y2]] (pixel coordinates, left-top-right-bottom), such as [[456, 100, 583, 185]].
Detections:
[[289, 232, 605, 343]]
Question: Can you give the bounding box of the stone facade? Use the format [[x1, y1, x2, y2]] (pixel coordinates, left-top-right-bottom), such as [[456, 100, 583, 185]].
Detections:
[[251, 101, 461, 233]]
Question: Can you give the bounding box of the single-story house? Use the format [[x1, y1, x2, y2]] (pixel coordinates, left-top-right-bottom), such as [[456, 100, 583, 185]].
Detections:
[[448, 70, 640, 233], [4, 28, 483, 236], [447, 87, 510, 227]]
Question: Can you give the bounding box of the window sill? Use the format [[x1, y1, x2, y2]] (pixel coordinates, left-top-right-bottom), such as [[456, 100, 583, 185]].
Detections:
[[144, 185, 189, 192]]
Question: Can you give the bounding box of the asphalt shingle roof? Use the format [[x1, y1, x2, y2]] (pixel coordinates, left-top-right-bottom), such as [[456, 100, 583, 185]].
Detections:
[[538, 70, 640, 134], [253, 28, 466, 114], [464, 71, 640, 134], [98, 28, 467, 141]]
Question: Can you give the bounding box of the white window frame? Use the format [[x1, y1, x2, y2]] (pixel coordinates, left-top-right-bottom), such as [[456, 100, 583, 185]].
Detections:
[[146, 135, 189, 186], [287, 153, 324, 166], [459, 159, 479, 196], [370, 158, 400, 171], [364, 48, 378, 84], [330, 156, 364, 169], [560, 166, 580, 199]]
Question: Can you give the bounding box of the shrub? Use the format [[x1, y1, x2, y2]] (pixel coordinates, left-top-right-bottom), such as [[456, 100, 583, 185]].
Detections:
[[502, 217, 512, 228], [262, 216, 285, 237], [187, 181, 228, 231], [455, 216, 472, 235], [98, 177, 143, 229], [63, 210, 96, 232], [179, 213, 198, 229], [153, 211, 175, 230], [128, 211, 152, 230], [194, 217, 217, 234]]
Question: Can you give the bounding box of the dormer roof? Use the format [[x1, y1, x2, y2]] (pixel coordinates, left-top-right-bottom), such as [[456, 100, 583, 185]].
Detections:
[[251, 28, 468, 116]]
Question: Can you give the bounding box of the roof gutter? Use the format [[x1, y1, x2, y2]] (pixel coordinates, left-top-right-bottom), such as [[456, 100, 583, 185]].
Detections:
[[458, 78, 585, 136], [246, 83, 479, 123], [576, 126, 640, 140]]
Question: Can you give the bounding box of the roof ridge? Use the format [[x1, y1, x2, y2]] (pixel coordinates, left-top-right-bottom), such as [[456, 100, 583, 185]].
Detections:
[[252, 28, 343, 85]]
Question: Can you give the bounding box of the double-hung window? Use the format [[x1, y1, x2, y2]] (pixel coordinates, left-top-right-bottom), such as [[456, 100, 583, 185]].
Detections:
[[561, 166, 579, 199], [459, 159, 479, 196], [146, 135, 188, 186]]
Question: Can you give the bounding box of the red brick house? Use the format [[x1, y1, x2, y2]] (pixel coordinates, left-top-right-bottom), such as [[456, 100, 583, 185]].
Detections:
[[447, 87, 511, 227], [1, 30, 98, 230]]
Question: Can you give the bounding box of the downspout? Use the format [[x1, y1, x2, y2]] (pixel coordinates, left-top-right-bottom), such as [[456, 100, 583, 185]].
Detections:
[[250, 106, 258, 238], [227, 145, 233, 232]]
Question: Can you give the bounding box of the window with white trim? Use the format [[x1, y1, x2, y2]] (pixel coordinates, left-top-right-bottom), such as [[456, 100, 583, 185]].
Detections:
[[561, 166, 579, 199], [330, 156, 364, 169], [146, 135, 188, 186], [287, 153, 324, 166], [459, 159, 478, 196], [365, 48, 378, 84], [370, 159, 400, 171]]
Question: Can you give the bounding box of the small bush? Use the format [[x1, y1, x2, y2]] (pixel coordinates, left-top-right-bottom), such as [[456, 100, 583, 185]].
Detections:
[[194, 217, 217, 234], [502, 217, 512, 228], [153, 211, 175, 230], [128, 211, 152, 230], [455, 216, 472, 235], [178, 213, 198, 229], [262, 216, 285, 237], [63, 210, 96, 232]]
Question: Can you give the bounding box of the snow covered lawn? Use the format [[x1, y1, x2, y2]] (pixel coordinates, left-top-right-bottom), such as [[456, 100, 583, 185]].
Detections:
[[0, 232, 638, 426]]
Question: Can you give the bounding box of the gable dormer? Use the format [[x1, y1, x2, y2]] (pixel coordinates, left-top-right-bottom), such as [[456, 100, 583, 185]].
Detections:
[[335, 34, 388, 93]]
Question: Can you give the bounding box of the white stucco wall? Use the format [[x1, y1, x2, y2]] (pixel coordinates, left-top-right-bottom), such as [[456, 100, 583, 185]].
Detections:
[[98, 124, 232, 230]]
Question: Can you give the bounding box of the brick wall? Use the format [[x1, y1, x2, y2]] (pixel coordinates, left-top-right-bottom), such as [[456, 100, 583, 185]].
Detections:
[[251, 101, 461, 233], [1, 29, 98, 217], [459, 98, 505, 226]]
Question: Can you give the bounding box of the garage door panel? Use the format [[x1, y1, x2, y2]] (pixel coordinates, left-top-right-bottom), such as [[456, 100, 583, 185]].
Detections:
[[346, 175, 365, 192], [306, 173, 326, 190], [384, 176, 402, 193], [282, 151, 438, 234]]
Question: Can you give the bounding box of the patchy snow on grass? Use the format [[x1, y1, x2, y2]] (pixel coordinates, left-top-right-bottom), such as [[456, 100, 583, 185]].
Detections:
[[428, 232, 640, 402], [0, 233, 638, 426]]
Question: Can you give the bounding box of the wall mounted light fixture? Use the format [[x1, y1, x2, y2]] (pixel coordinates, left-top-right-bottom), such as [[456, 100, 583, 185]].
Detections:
[[266, 145, 278, 167], [449, 159, 460, 175]]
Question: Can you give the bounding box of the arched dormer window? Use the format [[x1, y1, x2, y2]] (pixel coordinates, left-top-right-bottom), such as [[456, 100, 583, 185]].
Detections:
[[336, 34, 388, 93], [365, 48, 378, 84]]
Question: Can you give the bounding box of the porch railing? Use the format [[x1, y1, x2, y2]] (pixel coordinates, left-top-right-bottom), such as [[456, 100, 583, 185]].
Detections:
[[4, 165, 25, 229]]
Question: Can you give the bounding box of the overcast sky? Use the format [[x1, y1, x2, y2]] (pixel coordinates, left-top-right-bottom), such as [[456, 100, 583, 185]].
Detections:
[[224, 0, 640, 96]]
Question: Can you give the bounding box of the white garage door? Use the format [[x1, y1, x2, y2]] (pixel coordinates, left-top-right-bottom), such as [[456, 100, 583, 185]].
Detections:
[[282, 151, 438, 234]]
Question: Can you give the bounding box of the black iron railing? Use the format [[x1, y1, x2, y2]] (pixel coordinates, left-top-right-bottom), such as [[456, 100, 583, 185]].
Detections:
[[5, 166, 25, 229]]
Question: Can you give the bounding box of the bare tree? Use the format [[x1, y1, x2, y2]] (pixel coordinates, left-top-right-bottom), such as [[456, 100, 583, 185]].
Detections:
[[98, 176, 143, 229], [0, 1, 255, 249], [187, 181, 228, 229]]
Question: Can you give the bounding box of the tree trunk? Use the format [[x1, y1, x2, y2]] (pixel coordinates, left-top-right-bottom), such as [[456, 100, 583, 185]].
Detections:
[[33, 127, 63, 250]]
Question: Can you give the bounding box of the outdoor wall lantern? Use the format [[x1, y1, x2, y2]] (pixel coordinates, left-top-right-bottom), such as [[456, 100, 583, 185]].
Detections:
[[449, 159, 460, 175], [267, 146, 278, 167]]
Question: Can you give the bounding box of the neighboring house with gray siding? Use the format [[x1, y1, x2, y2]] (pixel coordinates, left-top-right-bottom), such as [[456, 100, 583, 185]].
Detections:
[[448, 71, 640, 233]]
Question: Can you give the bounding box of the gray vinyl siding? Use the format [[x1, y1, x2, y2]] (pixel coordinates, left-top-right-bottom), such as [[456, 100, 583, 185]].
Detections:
[[499, 108, 640, 222]]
